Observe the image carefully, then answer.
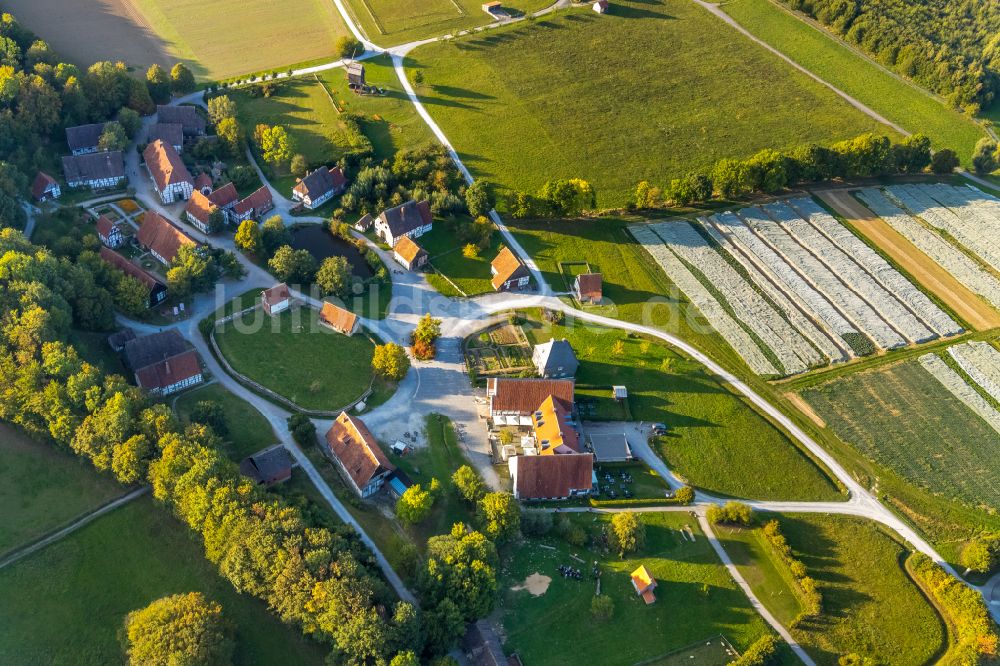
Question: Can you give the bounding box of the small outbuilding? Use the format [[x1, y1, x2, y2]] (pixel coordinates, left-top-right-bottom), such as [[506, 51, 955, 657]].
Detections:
[[95, 214, 125, 248], [346, 62, 366, 87], [631, 565, 657, 604], [593, 0, 609, 13], [355, 213, 374, 232], [262, 283, 292, 316], [32, 171, 61, 202], [574, 272, 602, 304], [107, 328, 136, 352], [393, 235, 428, 271], [240, 446, 293, 486], [319, 302, 360, 336], [612, 385, 627, 401]]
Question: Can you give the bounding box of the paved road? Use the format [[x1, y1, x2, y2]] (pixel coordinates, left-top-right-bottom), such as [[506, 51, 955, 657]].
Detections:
[[0, 487, 149, 571]]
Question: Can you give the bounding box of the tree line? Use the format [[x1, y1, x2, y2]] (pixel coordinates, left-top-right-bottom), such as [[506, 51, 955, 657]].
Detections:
[[779, 0, 1000, 113], [0, 227, 425, 664], [635, 133, 956, 210]]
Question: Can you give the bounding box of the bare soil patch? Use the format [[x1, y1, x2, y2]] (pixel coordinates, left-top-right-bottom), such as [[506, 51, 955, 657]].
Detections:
[[511, 572, 551, 596]]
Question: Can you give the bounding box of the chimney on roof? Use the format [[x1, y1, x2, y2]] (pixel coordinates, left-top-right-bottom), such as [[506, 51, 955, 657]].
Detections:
[[164, 359, 170, 374]]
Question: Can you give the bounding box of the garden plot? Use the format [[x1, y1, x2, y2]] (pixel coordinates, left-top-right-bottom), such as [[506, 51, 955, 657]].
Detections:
[[856, 188, 1000, 311], [737, 207, 906, 351], [888, 184, 1000, 273], [787, 197, 960, 339], [708, 212, 856, 359], [650, 220, 819, 375], [631, 225, 778, 376], [700, 215, 848, 364], [919, 353, 1000, 434], [948, 341, 1000, 403]]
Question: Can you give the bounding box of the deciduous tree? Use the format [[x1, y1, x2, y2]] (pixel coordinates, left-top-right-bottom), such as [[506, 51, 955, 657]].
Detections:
[[316, 255, 350, 297], [372, 342, 410, 381], [234, 219, 263, 256], [146, 64, 170, 103], [452, 464, 485, 503], [98, 121, 127, 152], [610, 512, 645, 556], [169, 62, 195, 94], [124, 592, 234, 666], [477, 491, 520, 542]]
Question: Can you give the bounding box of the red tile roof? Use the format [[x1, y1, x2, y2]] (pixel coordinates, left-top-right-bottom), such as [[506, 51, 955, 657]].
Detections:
[[208, 182, 238, 208], [262, 283, 290, 307], [233, 185, 273, 217], [134, 349, 201, 391], [575, 273, 602, 301], [394, 235, 426, 264], [513, 453, 593, 500], [491, 247, 529, 290], [143, 140, 193, 191], [194, 172, 213, 191], [325, 412, 394, 492], [99, 246, 163, 291], [487, 378, 575, 415], [137, 211, 196, 263], [31, 171, 58, 199], [319, 302, 359, 334], [95, 214, 117, 239], [184, 190, 215, 225]]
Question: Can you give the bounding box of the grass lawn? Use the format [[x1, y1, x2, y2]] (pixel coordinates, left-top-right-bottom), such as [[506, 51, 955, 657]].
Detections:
[[721, 0, 987, 164], [518, 315, 841, 501], [0, 495, 327, 665], [746, 515, 945, 665], [717, 525, 804, 628], [405, 0, 894, 207], [799, 359, 1000, 512], [419, 222, 504, 296], [214, 306, 386, 412], [342, 0, 552, 47], [500, 512, 778, 664], [173, 383, 276, 461], [230, 79, 356, 194], [317, 55, 436, 161], [0, 424, 123, 557]]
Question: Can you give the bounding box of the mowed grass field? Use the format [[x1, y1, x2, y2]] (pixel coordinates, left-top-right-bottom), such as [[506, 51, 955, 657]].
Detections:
[[230, 79, 351, 193], [501, 512, 778, 665], [721, 0, 987, 163], [317, 55, 436, 161], [419, 222, 504, 296], [214, 307, 381, 412], [343, 0, 552, 46], [0, 424, 123, 557], [3, 0, 349, 81], [519, 316, 841, 501], [173, 383, 277, 461], [0, 496, 327, 665], [768, 515, 943, 664], [405, 0, 893, 207], [799, 359, 1000, 511]]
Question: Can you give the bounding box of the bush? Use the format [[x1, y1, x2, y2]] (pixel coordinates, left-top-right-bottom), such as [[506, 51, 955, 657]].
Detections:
[[124, 592, 234, 666], [674, 486, 695, 504], [706, 501, 753, 526], [727, 634, 778, 666], [452, 465, 485, 503], [590, 595, 614, 622], [286, 412, 316, 447], [908, 553, 1000, 663], [190, 400, 228, 438], [759, 520, 822, 624], [609, 512, 645, 557], [521, 510, 553, 536], [334, 35, 363, 59], [930, 149, 960, 174]]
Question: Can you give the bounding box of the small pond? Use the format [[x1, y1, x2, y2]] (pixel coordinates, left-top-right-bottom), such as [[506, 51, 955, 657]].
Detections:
[[290, 225, 374, 279]]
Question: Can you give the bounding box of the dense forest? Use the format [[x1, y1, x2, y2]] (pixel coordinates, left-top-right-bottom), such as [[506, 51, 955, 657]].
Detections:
[[780, 0, 1000, 113]]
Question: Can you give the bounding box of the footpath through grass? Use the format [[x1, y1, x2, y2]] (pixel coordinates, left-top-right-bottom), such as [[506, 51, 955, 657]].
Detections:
[[0, 495, 327, 665], [501, 511, 778, 664], [721, 0, 986, 164], [519, 315, 841, 501], [173, 383, 276, 461], [214, 307, 384, 412], [406, 0, 892, 207], [0, 424, 123, 557]]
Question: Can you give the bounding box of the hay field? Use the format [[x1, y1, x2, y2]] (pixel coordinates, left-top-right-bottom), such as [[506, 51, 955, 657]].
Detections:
[[4, 0, 349, 81]]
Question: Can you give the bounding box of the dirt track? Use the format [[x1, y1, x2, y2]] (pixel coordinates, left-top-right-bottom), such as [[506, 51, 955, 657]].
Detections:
[[818, 189, 1000, 331]]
